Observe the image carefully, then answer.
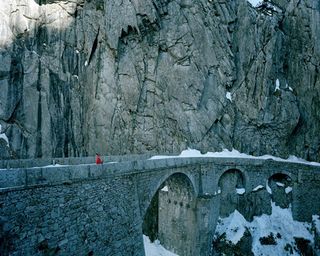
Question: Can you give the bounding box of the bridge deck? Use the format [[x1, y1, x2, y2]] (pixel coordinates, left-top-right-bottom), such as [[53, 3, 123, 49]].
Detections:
[[1, 156, 320, 191]]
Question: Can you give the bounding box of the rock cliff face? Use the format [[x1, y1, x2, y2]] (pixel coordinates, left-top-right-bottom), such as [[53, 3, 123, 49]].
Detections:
[[0, 0, 319, 160]]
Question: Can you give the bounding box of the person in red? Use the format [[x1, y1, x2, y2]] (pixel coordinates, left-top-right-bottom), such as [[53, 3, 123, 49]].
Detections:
[[95, 153, 103, 164]]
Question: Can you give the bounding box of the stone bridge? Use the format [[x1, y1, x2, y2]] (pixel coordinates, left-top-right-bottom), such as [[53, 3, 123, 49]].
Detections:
[[1, 155, 320, 255]]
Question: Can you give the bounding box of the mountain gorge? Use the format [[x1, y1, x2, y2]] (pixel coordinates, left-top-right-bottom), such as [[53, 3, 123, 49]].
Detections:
[[0, 0, 319, 160]]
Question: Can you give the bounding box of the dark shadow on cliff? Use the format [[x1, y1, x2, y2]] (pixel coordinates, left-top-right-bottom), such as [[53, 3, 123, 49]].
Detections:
[[0, 0, 102, 159]]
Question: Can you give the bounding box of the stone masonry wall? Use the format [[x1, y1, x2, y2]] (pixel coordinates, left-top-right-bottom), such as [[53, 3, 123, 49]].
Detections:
[[0, 176, 144, 256]]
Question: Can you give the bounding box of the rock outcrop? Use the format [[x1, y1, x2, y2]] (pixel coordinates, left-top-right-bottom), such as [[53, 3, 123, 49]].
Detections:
[[0, 0, 319, 160]]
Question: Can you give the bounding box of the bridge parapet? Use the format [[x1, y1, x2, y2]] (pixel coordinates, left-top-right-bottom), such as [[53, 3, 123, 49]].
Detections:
[[0, 153, 155, 169], [1, 157, 319, 191]]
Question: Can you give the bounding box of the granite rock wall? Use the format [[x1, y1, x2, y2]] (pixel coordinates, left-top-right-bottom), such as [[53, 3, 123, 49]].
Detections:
[[0, 0, 319, 162]]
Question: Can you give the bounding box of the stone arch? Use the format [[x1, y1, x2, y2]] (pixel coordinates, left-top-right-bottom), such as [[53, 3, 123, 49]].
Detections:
[[143, 172, 197, 256], [267, 173, 293, 208], [150, 172, 197, 208], [218, 169, 246, 217]]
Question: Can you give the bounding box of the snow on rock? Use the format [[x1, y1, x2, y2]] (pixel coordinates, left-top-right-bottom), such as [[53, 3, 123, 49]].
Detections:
[[285, 186, 292, 194], [251, 203, 313, 256], [275, 79, 280, 91], [215, 210, 248, 244], [226, 92, 232, 102], [215, 202, 314, 256], [214, 189, 221, 195], [286, 155, 320, 166], [161, 186, 169, 192], [44, 164, 65, 168], [31, 164, 67, 169], [247, 0, 261, 7], [149, 148, 320, 167], [143, 235, 179, 256], [276, 182, 285, 187], [253, 185, 264, 192], [266, 180, 272, 194], [286, 83, 294, 92], [236, 188, 246, 195], [256, 1, 280, 15]]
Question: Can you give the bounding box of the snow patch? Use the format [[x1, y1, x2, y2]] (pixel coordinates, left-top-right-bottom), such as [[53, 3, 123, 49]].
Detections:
[[29, 164, 67, 169], [143, 235, 179, 256], [215, 202, 314, 256], [251, 203, 313, 256], [285, 83, 294, 92], [236, 188, 245, 195], [214, 189, 221, 195], [275, 79, 280, 91], [161, 186, 169, 192], [247, 0, 261, 7], [266, 180, 272, 194], [226, 92, 232, 102], [276, 182, 285, 187], [285, 186, 292, 194], [149, 148, 320, 167], [215, 210, 247, 244], [256, 1, 280, 15], [214, 188, 221, 196], [253, 185, 264, 192]]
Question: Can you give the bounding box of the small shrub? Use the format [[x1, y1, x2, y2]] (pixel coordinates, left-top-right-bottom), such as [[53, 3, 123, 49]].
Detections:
[[284, 243, 293, 254], [259, 233, 277, 245], [294, 237, 314, 256], [212, 230, 254, 256]]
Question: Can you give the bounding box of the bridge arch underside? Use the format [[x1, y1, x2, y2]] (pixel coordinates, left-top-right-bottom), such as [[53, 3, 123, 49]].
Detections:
[[268, 173, 293, 208], [143, 172, 197, 256]]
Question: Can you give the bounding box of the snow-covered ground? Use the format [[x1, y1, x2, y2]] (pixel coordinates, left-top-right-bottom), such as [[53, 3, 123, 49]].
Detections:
[[215, 202, 317, 256], [247, 0, 261, 7], [144, 202, 319, 256], [143, 235, 179, 256], [149, 148, 320, 167]]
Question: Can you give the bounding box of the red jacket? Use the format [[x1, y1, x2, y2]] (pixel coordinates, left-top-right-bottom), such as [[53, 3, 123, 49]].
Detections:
[[95, 154, 103, 164]]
